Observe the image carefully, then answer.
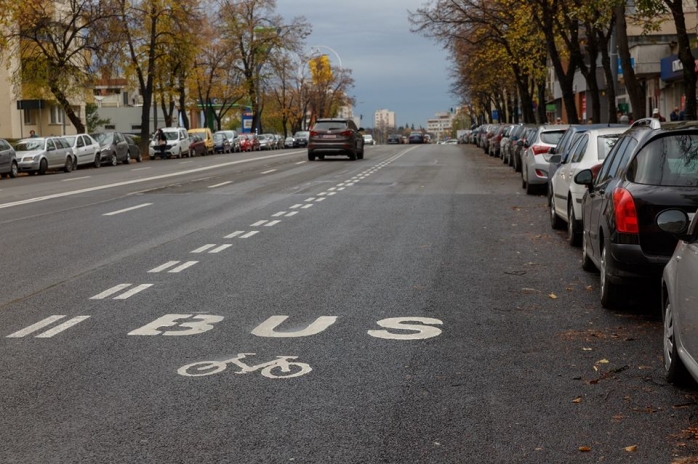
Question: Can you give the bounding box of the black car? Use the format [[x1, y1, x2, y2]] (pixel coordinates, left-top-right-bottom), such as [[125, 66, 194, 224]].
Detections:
[[387, 134, 402, 144], [307, 119, 365, 161], [408, 133, 425, 144], [90, 131, 131, 165], [574, 118, 698, 308], [293, 131, 310, 148]]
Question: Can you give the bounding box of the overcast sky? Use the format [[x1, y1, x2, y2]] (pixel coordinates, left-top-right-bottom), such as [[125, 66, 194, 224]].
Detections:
[[275, 0, 455, 129]]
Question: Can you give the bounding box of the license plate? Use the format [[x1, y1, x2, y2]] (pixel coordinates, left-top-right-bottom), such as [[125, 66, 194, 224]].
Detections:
[[323, 135, 336, 139]]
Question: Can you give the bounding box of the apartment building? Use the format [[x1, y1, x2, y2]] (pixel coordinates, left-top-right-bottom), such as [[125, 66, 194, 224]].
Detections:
[[427, 111, 454, 140], [374, 109, 396, 129]]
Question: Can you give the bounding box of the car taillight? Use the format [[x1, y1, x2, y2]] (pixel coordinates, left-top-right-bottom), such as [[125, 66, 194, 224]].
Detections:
[[310, 131, 318, 137], [590, 163, 603, 180], [612, 188, 639, 234], [340, 130, 352, 137], [531, 145, 549, 155]]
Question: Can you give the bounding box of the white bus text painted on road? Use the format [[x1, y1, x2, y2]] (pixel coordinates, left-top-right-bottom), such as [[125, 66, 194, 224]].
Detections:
[[251, 316, 338, 338], [128, 314, 224, 336], [367, 317, 443, 340]]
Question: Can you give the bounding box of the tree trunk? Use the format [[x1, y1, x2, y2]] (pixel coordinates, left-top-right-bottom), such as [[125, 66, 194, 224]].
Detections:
[[615, 4, 645, 119], [597, 19, 618, 123], [667, 0, 697, 120], [48, 78, 85, 134]]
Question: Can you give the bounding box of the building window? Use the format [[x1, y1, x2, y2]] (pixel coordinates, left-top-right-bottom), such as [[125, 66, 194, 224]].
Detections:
[[24, 109, 35, 125], [50, 105, 64, 125], [105, 124, 116, 130]]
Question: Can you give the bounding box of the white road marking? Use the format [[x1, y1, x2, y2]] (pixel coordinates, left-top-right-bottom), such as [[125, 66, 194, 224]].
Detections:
[[285, 211, 298, 217], [337, 183, 345, 187], [317, 192, 327, 196], [0, 151, 304, 210], [302, 204, 313, 209], [261, 169, 277, 174], [295, 161, 306, 164], [209, 244, 232, 253], [191, 244, 217, 253], [90, 284, 132, 299], [272, 211, 286, 217], [251, 220, 268, 227], [35, 316, 91, 338], [131, 167, 151, 171], [315, 198, 326, 202], [240, 231, 259, 238], [103, 203, 153, 216], [7, 315, 65, 338], [337, 187, 345, 191], [113, 284, 153, 300], [328, 192, 337, 196], [346, 183, 355, 186], [265, 220, 281, 226], [208, 181, 233, 189], [305, 198, 315, 202], [61, 176, 91, 182], [169, 261, 198, 273], [224, 231, 245, 238], [289, 204, 303, 209], [179, 161, 193, 164], [328, 187, 336, 191], [149, 261, 180, 273]]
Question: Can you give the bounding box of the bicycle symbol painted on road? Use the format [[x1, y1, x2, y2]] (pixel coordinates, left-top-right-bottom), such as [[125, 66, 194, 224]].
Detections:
[[177, 353, 312, 379]]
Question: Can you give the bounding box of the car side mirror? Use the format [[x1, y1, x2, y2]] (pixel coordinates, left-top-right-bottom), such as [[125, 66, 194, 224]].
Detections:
[[574, 169, 594, 189], [516, 140, 523, 146], [549, 154, 561, 164], [549, 147, 557, 154], [656, 208, 698, 243]]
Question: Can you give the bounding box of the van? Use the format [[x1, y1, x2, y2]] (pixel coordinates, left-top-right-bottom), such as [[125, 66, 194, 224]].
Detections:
[[188, 128, 214, 155]]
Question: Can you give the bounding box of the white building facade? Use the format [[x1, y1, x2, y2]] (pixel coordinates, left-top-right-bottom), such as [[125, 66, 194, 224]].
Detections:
[[374, 109, 396, 129], [427, 112, 454, 140]]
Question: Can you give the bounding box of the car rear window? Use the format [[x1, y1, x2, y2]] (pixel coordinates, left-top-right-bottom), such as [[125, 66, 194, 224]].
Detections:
[[540, 130, 566, 145], [627, 134, 698, 186], [596, 135, 621, 161], [313, 121, 347, 131]]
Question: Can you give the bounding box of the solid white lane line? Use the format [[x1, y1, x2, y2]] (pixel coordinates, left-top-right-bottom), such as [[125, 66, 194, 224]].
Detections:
[[261, 169, 277, 174], [272, 211, 286, 217], [103, 203, 153, 216], [290, 204, 303, 209], [251, 220, 268, 226], [61, 176, 91, 182], [179, 161, 193, 164], [113, 284, 153, 299], [169, 261, 198, 272], [35, 316, 91, 338], [149, 261, 180, 273], [90, 284, 132, 300], [192, 244, 217, 253], [209, 244, 232, 253], [131, 167, 151, 171], [224, 231, 245, 239], [240, 231, 259, 238], [7, 315, 65, 338], [0, 151, 304, 210], [285, 211, 298, 217], [302, 204, 313, 209], [208, 181, 233, 189], [265, 220, 281, 226]]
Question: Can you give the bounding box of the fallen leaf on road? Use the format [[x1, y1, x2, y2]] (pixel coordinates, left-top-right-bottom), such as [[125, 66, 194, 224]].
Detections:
[[585, 285, 593, 291], [624, 445, 638, 452], [572, 396, 582, 403], [578, 446, 591, 452], [582, 347, 592, 351], [597, 359, 609, 364], [549, 293, 558, 299], [522, 288, 540, 294]]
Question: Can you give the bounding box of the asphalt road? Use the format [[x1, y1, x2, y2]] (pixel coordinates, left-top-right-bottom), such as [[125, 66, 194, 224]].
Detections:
[[1, 144, 697, 463]]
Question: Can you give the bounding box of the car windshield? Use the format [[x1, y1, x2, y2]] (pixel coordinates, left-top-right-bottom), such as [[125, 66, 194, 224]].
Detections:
[[313, 122, 347, 131], [627, 134, 698, 187], [92, 133, 113, 144], [164, 131, 178, 140], [540, 131, 566, 145], [597, 135, 621, 161], [294, 132, 309, 138], [213, 134, 225, 141], [15, 139, 45, 151]]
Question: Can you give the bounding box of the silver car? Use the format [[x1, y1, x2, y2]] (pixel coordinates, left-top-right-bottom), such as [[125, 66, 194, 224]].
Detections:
[[0, 138, 18, 178], [521, 125, 569, 194], [657, 209, 698, 386], [16, 137, 75, 175], [63, 134, 103, 169]]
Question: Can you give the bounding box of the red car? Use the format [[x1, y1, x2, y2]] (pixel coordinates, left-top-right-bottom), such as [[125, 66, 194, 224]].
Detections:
[[239, 134, 260, 152]]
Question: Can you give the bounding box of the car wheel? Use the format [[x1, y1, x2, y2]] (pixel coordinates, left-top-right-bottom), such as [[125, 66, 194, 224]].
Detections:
[[348, 150, 357, 161], [581, 233, 597, 272], [72, 156, 78, 171], [567, 201, 581, 246], [549, 192, 563, 230], [110, 153, 117, 166], [64, 157, 73, 173], [123, 151, 131, 164], [9, 161, 18, 178], [136, 152, 142, 162], [663, 295, 692, 385], [38, 158, 48, 175], [600, 246, 621, 309], [308, 151, 316, 161], [94, 153, 101, 168]]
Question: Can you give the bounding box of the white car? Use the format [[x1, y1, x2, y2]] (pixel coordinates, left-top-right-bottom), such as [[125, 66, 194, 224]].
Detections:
[[149, 127, 191, 159], [363, 134, 375, 145], [548, 127, 628, 245], [63, 134, 103, 169]]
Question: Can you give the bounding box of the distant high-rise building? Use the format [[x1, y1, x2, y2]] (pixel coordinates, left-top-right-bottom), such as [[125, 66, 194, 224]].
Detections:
[[374, 109, 396, 129]]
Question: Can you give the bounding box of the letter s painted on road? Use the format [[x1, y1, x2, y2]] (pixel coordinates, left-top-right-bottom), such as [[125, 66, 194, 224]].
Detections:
[[367, 317, 443, 340]]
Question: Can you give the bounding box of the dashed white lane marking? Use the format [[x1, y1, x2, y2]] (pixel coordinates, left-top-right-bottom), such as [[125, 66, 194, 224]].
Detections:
[[337, 187, 345, 191], [224, 231, 245, 238], [90, 284, 132, 299], [328, 187, 336, 191], [290, 204, 303, 209], [302, 204, 313, 209], [209, 244, 232, 253], [261, 169, 277, 174], [150, 261, 199, 273], [103, 203, 153, 216], [61, 176, 91, 182], [315, 197, 326, 202], [285, 211, 298, 217], [191, 244, 217, 253], [208, 181, 233, 188], [131, 167, 151, 171], [251, 220, 268, 226], [272, 211, 286, 217], [113, 284, 153, 299], [305, 198, 315, 202], [317, 192, 327, 196], [337, 183, 345, 187], [35, 316, 91, 338], [179, 161, 193, 164], [149, 261, 180, 273], [328, 192, 337, 196], [265, 220, 281, 226], [295, 161, 306, 164], [240, 231, 259, 238], [169, 261, 198, 273], [7, 315, 65, 338], [346, 183, 355, 186]]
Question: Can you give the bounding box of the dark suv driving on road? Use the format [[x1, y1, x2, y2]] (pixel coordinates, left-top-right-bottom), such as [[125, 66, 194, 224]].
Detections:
[[307, 118, 365, 161]]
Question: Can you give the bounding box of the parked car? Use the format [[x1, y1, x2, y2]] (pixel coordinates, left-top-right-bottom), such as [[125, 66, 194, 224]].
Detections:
[[387, 134, 402, 144], [548, 127, 626, 245], [293, 131, 310, 148], [189, 135, 207, 156], [503, 124, 526, 167], [520, 124, 568, 194], [149, 127, 191, 159], [15, 137, 75, 175], [307, 118, 365, 161], [258, 134, 274, 150], [511, 126, 537, 172], [363, 134, 376, 145], [284, 136, 295, 148], [498, 125, 514, 163], [489, 124, 507, 158], [574, 118, 698, 309], [409, 132, 425, 144], [239, 134, 260, 152], [215, 130, 240, 153], [124, 135, 141, 163], [657, 209, 698, 386], [0, 138, 18, 178], [188, 128, 214, 155], [91, 131, 131, 165], [63, 134, 104, 169], [213, 132, 232, 154]]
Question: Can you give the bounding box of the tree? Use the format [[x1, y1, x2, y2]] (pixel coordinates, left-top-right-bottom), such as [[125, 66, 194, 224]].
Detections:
[[85, 102, 110, 132]]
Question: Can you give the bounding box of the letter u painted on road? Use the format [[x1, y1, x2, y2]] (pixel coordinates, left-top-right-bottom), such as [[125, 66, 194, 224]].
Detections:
[[251, 315, 338, 338]]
